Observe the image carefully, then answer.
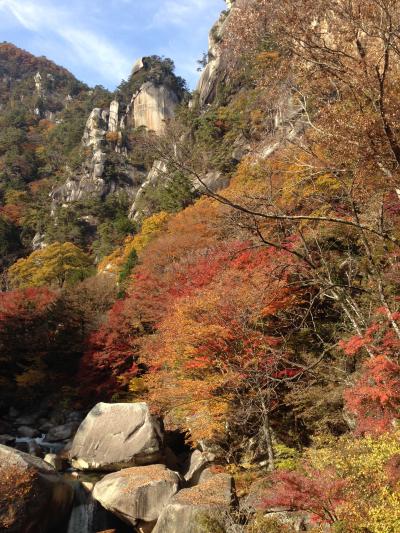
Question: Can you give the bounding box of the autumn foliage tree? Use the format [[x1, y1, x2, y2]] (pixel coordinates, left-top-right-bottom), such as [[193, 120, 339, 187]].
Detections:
[[262, 431, 400, 531], [9, 241, 93, 288], [0, 278, 113, 406], [82, 243, 309, 469], [0, 287, 58, 401]]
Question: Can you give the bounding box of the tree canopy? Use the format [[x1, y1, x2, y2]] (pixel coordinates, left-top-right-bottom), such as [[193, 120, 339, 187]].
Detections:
[[8, 242, 93, 288]]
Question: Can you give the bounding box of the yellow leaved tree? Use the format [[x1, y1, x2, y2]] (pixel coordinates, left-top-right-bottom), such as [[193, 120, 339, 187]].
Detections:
[[9, 242, 93, 288], [98, 211, 170, 276]]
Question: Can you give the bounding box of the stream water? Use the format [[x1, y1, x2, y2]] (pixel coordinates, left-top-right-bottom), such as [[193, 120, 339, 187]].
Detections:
[[64, 477, 132, 533], [15, 434, 65, 454], [67, 482, 96, 533]]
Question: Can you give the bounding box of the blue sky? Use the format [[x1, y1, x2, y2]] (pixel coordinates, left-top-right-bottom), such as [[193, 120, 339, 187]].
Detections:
[[0, 0, 226, 90]]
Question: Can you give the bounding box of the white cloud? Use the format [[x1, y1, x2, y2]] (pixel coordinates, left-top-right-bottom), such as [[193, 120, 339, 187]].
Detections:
[[150, 0, 224, 28], [0, 0, 131, 84], [58, 27, 130, 82]]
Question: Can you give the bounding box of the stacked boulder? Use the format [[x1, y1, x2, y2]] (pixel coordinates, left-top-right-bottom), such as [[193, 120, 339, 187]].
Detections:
[[68, 402, 236, 532], [69, 402, 163, 471]]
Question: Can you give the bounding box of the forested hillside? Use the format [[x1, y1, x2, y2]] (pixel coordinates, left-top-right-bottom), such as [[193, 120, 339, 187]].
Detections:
[[2, 1, 400, 531]]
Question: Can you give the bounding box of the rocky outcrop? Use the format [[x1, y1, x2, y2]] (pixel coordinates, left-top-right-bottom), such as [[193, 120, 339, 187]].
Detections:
[[130, 81, 179, 134], [196, 0, 249, 108], [196, 13, 227, 107], [46, 422, 80, 442], [69, 402, 163, 471], [108, 100, 119, 133], [93, 464, 180, 527], [152, 474, 235, 533], [51, 101, 146, 206], [193, 170, 230, 194], [0, 444, 73, 533], [51, 59, 181, 213], [129, 160, 167, 220], [132, 57, 145, 76], [51, 107, 109, 205], [196, 0, 240, 108], [1, 403, 231, 532], [183, 450, 215, 486]]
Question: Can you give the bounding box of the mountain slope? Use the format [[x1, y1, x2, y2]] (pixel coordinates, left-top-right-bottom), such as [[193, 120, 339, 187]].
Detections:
[[3, 1, 400, 530]]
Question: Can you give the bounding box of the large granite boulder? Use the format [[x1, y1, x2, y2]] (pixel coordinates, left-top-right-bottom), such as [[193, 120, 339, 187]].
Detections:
[[69, 402, 163, 471], [152, 473, 235, 533], [17, 426, 40, 438], [0, 444, 73, 533], [93, 464, 180, 527]]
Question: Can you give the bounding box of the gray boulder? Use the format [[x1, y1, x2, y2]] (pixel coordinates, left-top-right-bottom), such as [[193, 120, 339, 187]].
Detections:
[[0, 444, 73, 533], [198, 467, 219, 484], [0, 434, 15, 445], [153, 473, 235, 533], [183, 450, 215, 486], [39, 421, 53, 432], [93, 464, 180, 527], [17, 426, 40, 438], [66, 410, 84, 423], [69, 402, 163, 471]]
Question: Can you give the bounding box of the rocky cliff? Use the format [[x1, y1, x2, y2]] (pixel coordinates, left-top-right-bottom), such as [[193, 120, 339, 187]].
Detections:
[[51, 57, 184, 212], [129, 81, 179, 134], [196, 0, 242, 107], [51, 103, 144, 206]]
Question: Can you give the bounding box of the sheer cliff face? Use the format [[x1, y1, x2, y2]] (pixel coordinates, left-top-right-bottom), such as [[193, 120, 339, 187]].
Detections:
[[130, 82, 179, 134], [50, 2, 245, 223], [196, 0, 244, 107]]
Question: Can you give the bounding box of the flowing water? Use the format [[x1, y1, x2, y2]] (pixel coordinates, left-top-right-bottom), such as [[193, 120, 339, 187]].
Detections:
[[65, 478, 131, 533], [67, 482, 95, 533], [15, 434, 65, 454]]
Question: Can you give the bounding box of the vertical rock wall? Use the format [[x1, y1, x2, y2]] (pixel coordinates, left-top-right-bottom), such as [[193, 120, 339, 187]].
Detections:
[[131, 82, 179, 134]]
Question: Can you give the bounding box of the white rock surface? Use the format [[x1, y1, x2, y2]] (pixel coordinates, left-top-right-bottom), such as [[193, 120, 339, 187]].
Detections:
[[129, 160, 167, 220], [132, 57, 145, 75], [93, 464, 180, 526], [108, 100, 120, 133], [44, 453, 64, 471], [183, 450, 215, 486], [132, 82, 178, 134], [69, 402, 163, 471]]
